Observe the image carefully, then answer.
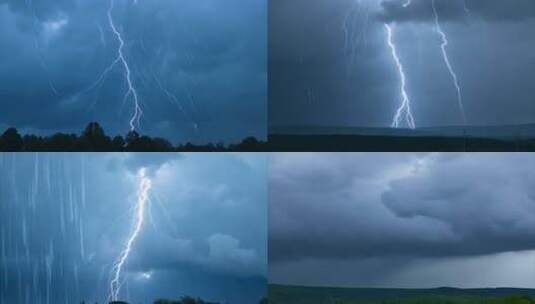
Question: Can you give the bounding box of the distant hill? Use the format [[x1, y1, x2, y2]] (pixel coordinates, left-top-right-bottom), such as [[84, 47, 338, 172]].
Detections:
[[268, 124, 535, 151], [269, 284, 535, 304], [270, 124, 535, 139]]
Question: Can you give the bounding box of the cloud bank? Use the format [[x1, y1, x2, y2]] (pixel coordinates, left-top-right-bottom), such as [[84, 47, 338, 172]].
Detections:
[[269, 153, 535, 287]]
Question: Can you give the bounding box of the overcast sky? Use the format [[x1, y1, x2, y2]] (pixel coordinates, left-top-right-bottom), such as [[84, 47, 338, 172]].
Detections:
[[269, 0, 535, 129], [0, 0, 266, 144], [0, 153, 267, 303], [269, 153, 535, 288]]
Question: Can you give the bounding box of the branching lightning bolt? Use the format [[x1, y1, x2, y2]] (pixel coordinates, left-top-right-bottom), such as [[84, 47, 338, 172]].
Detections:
[[82, 0, 199, 133], [109, 168, 152, 301], [402, 0, 412, 8], [107, 0, 142, 131], [432, 0, 467, 124], [385, 24, 416, 129]]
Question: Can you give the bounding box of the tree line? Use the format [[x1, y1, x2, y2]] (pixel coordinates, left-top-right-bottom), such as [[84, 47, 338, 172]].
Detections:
[[84, 295, 268, 304], [0, 122, 267, 152]]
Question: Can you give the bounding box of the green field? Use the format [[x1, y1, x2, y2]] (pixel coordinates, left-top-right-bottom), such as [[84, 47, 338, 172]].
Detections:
[[269, 285, 535, 304]]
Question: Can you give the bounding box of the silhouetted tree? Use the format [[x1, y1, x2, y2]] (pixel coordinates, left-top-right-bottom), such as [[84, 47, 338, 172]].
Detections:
[[79, 122, 112, 151], [1, 127, 23, 151], [152, 137, 173, 151], [0, 123, 266, 151], [83, 122, 105, 138], [154, 300, 175, 304], [48, 133, 78, 151], [181, 297, 199, 304], [22, 134, 44, 151], [111, 135, 126, 151], [239, 136, 260, 150], [230, 136, 267, 151], [153, 297, 218, 304], [126, 130, 140, 145]]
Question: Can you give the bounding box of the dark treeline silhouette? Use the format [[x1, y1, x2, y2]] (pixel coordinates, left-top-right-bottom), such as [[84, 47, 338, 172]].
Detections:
[[107, 297, 218, 304], [153, 297, 219, 304], [0, 122, 266, 152], [102, 295, 268, 304]]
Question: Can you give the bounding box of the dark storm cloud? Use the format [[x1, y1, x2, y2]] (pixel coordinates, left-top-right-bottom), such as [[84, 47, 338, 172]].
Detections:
[[269, 153, 535, 263], [269, 0, 391, 127], [269, 0, 535, 129], [121, 152, 183, 174], [0, 153, 267, 303], [0, 0, 266, 144], [379, 0, 535, 23], [0, 0, 73, 20]]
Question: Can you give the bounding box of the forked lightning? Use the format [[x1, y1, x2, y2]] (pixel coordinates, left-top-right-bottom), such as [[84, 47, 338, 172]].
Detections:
[[107, 0, 143, 131], [385, 24, 416, 129]]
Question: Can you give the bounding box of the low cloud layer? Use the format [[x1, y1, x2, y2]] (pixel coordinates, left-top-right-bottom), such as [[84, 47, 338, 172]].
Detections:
[[269, 153, 535, 287]]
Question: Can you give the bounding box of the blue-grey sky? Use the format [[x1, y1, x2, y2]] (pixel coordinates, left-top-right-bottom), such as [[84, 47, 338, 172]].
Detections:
[[269, 153, 535, 288], [0, 153, 267, 303], [0, 0, 266, 144], [269, 0, 535, 129]]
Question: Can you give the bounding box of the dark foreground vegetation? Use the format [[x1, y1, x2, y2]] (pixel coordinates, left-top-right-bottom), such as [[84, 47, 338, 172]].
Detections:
[[269, 285, 535, 304], [336, 295, 535, 304], [268, 134, 535, 152], [108, 297, 218, 304], [0, 123, 266, 152], [104, 296, 267, 304]]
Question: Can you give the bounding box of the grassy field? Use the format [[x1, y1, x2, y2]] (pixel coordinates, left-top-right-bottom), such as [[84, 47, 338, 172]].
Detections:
[[269, 285, 535, 304]]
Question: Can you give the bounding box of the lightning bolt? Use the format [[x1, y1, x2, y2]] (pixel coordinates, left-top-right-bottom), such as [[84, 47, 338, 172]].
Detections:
[[83, 0, 142, 130], [107, 0, 143, 131], [385, 24, 416, 129], [402, 0, 411, 8], [26, 0, 59, 96], [83, 0, 198, 133], [432, 0, 467, 124], [151, 71, 200, 133], [109, 168, 152, 301]]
